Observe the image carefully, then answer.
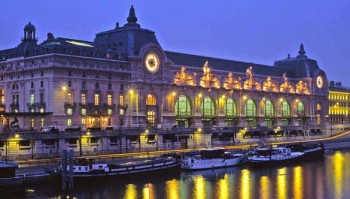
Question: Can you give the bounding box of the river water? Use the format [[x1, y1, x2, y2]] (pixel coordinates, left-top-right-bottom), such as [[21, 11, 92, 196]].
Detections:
[[21, 149, 350, 199]]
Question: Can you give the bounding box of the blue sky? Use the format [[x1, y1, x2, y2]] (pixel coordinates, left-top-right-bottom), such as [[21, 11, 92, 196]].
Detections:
[[1, 0, 350, 85]]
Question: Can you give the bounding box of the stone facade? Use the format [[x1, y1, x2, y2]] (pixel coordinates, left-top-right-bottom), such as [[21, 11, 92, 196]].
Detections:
[[0, 6, 329, 133]]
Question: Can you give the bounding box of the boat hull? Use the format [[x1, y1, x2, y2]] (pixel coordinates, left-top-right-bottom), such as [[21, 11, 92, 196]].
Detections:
[[181, 155, 248, 170]]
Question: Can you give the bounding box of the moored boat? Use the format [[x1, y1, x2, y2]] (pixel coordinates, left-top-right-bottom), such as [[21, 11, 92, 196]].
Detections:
[[181, 147, 248, 170], [280, 142, 324, 161], [52, 156, 180, 178], [0, 161, 25, 187], [248, 146, 304, 167]]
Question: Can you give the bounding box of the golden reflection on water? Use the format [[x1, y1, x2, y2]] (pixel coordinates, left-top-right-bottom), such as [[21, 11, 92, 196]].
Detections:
[[142, 184, 155, 199], [217, 174, 229, 199], [277, 167, 287, 199], [166, 179, 179, 199], [193, 175, 206, 199], [333, 151, 344, 199], [293, 166, 303, 199], [240, 169, 251, 199], [124, 184, 137, 199], [260, 176, 270, 199]]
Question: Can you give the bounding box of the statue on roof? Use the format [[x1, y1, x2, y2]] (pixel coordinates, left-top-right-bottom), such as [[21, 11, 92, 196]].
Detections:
[[200, 61, 220, 88], [282, 72, 288, 82], [246, 66, 253, 79], [174, 67, 196, 86], [223, 72, 242, 90]]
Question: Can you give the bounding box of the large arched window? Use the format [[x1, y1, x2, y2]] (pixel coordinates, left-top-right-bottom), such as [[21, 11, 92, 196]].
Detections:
[[175, 95, 191, 116], [297, 101, 305, 116], [281, 101, 291, 117], [264, 100, 274, 117], [224, 98, 237, 116], [146, 94, 156, 106], [201, 97, 215, 116], [245, 99, 256, 117]]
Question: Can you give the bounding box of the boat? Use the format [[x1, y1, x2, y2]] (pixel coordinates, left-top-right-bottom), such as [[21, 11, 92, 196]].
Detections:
[[280, 142, 324, 160], [248, 146, 304, 167], [0, 161, 25, 186], [51, 156, 180, 178], [181, 147, 248, 170]]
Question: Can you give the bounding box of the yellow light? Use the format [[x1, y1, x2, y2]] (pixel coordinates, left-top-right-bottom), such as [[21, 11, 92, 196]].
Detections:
[[62, 85, 67, 91], [86, 132, 90, 136], [280, 98, 284, 102], [243, 95, 247, 100], [296, 99, 299, 102], [277, 167, 287, 199], [221, 95, 226, 99], [197, 128, 202, 132], [129, 89, 134, 95], [15, 134, 19, 138], [145, 129, 149, 134], [198, 93, 202, 98], [262, 97, 266, 101], [171, 91, 177, 97]]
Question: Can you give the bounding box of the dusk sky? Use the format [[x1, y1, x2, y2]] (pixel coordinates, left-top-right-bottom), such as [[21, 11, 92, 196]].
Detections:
[[1, 0, 349, 85]]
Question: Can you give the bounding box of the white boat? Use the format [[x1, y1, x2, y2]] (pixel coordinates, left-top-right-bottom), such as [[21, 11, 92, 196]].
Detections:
[[181, 147, 248, 170], [248, 146, 304, 167]]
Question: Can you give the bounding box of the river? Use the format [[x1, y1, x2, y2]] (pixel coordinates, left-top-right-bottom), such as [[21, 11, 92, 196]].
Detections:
[[17, 149, 350, 199]]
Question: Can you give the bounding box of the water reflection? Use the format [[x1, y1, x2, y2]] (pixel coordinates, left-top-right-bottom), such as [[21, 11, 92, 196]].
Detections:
[[24, 150, 350, 199]]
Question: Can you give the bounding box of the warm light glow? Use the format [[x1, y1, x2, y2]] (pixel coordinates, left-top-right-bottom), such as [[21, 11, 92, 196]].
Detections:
[[125, 184, 137, 199], [243, 95, 247, 100], [171, 91, 177, 97], [279, 98, 284, 102], [260, 176, 270, 199], [333, 151, 344, 199], [129, 89, 135, 95], [217, 174, 229, 199], [62, 85, 67, 91], [277, 167, 287, 199], [198, 93, 203, 98], [193, 175, 206, 199], [166, 179, 179, 199], [145, 129, 149, 134], [293, 166, 303, 199], [295, 99, 299, 103], [240, 169, 251, 199], [197, 128, 202, 132], [15, 134, 19, 138], [262, 97, 266, 101], [221, 94, 226, 99]]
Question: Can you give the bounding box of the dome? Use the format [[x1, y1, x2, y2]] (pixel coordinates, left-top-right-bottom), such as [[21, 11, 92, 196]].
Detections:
[[24, 22, 36, 32]]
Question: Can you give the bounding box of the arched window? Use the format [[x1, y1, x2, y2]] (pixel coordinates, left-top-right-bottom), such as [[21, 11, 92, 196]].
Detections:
[[297, 102, 305, 116], [245, 99, 256, 117], [264, 100, 274, 117], [201, 97, 215, 116], [146, 94, 156, 106], [224, 98, 237, 116], [281, 101, 291, 117], [175, 95, 191, 116]]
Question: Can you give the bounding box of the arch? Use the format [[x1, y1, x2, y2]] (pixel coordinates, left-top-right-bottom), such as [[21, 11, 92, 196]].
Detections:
[[146, 94, 157, 105], [175, 95, 191, 116], [281, 101, 291, 117], [297, 101, 305, 116], [264, 100, 274, 117], [201, 96, 215, 116], [245, 99, 256, 117], [224, 97, 237, 116]]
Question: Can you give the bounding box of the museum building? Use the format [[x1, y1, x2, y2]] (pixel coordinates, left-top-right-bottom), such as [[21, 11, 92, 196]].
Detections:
[[0, 6, 329, 132]]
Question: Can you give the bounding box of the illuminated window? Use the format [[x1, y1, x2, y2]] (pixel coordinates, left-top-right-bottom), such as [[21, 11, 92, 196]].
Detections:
[[108, 109, 112, 115], [201, 97, 215, 116], [245, 99, 256, 117], [40, 118, 44, 127], [81, 118, 86, 126], [175, 95, 191, 116], [297, 102, 305, 116], [81, 108, 86, 115], [67, 108, 73, 115], [107, 94, 112, 106], [94, 93, 99, 105], [146, 94, 157, 106], [0, 89, 4, 104], [317, 103, 321, 111], [81, 93, 86, 105], [30, 118, 35, 128], [119, 95, 124, 106], [30, 93, 35, 105], [147, 111, 156, 127], [67, 93, 73, 104], [281, 101, 291, 117], [39, 108, 44, 113], [264, 100, 274, 117], [224, 98, 237, 116], [120, 109, 125, 115], [67, 118, 72, 126]]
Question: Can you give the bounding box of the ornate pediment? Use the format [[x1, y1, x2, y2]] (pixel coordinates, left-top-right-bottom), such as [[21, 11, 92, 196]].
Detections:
[[243, 66, 261, 90], [223, 72, 242, 90], [263, 76, 278, 92], [200, 61, 220, 89], [174, 67, 196, 86], [296, 80, 310, 94]]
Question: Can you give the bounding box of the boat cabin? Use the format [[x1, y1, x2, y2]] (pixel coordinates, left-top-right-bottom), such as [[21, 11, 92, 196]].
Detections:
[[0, 162, 18, 178], [255, 147, 292, 157]]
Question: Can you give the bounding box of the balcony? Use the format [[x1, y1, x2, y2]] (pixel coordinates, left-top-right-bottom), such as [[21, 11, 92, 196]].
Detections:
[[35, 102, 46, 107]]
